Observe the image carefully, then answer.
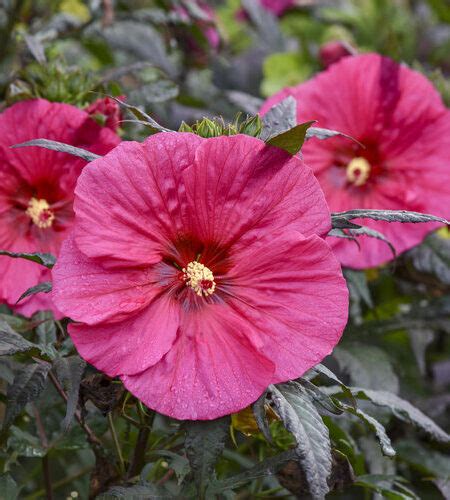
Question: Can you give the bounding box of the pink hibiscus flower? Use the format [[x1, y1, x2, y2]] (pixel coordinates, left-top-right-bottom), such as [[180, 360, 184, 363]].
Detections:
[[260, 53, 450, 268], [175, 1, 220, 53], [0, 99, 121, 316], [85, 96, 124, 132], [319, 40, 356, 68], [52, 132, 348, 420]]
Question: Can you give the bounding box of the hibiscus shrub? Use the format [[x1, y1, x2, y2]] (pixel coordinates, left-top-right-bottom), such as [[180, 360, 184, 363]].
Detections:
[[0, 1, 449, 499]]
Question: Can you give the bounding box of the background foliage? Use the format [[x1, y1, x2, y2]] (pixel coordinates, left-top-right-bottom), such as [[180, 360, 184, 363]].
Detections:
[[0, 1, 449, 498]]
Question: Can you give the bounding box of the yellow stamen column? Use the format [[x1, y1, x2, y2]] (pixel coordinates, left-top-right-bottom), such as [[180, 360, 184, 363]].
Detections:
[[26, 198, 55, 229], [346, 157, 371, 187], [183, 261, 216, 297]]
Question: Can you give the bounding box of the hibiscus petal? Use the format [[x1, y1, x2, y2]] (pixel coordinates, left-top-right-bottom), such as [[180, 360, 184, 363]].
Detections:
[[0, 99, 119, 185], [74, 133, 204, 268], [52, 235, 159, 324], [122, 306, 275, 420], [183, 134, 331, 249], [69, 295, 180, 377], [223, 231, 348, 383]]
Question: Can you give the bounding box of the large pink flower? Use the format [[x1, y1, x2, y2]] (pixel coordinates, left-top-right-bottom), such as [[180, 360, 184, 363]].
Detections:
[[0, 99, 120, 316], [52, 132, 348, 420], [260, 54, 450, 268]]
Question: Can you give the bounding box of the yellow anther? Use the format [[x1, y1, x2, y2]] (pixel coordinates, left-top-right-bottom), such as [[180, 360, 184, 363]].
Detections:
[[183, 261, 216, 297], [346, 157, 371, 187], [26, 198, 55, 229]]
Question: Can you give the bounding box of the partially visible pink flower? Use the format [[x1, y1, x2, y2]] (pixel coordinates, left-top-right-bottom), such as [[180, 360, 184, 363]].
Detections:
[[52, 132, 348, 420], [319, 41, 356, 68], [260, 54, 450, 268], [0, 99, 121, 316], [85, 96, 124, 131], [175, 1, 220, 54]]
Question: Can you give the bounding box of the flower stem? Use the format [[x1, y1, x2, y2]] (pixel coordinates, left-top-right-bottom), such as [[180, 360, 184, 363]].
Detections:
[[127, 404, 155, 479], [32, 404, 53, 500], [108, 412, 126, 477]]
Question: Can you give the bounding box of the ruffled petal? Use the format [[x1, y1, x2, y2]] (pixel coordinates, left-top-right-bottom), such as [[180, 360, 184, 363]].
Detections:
[[183, 134, 331, 249], [223, 231, 348, 383], [69, 295, 180, 377], [52, 235, 159, 324], [74, 133, 204, 268], [122, 305, 275, 420]]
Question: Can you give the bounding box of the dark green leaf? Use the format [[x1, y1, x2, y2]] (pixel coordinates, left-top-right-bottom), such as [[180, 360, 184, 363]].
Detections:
[[296, 379, 343, 415], [7, 426, 46, 458], [11, 139, 100, 162], [270, 383, 332, 499], [148, 450, 190, 485], [409, 233, 450, 284], [207, 449, 297, 494], [332, 209, 449, 226], [339, 402, 396, 457], [111, 97, 172, 134], [306, 127, 362, 146], [0, 473, 20, 500], [0, 250, 56, 268], [330, 219, 362, 230], [16, 281, 52, 304], [308, 364, 356, 407], [54, 355, 86, 431], [139, 79, 179, 103], [34, 311, 56, 346], [100, 21, 175, 75], [0, 314, 31, 332], [334, 344, 399, 394], [0, 321, 35, 356], [408, 329, 434, 375], [241, 0, 284, 50], [23, 33, 46, 64], [395, 439, 450, 477], [184, 416, 230, 495], [328, 228, 360, 248], [3, 362, 51, 431], [356, 474, 418, 499], [267, 121, 315, 155], [252, 391, 273, 443], [351, 388, 450, 443], [98, 483, 171, 499], [260, 96, 297, 140], [347, 226, 396, 258], [226, 90, 263, 115]]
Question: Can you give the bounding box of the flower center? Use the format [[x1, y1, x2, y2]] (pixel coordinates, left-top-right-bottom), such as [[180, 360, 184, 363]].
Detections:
[[183, 261, 216, 297], [346, 157, 371, 187], [26, 198, 55, 229]]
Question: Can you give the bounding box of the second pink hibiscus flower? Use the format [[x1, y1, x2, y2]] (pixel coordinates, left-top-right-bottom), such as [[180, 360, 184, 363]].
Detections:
[[261, 53, 450, 268]]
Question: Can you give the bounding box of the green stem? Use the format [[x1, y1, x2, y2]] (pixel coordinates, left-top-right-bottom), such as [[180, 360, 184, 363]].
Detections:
[[32, 405, 53, 500], [127, 405, 155, 478], [108, 412, 126, 477]]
